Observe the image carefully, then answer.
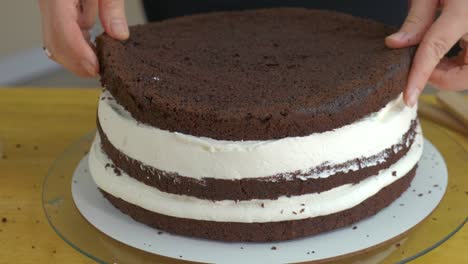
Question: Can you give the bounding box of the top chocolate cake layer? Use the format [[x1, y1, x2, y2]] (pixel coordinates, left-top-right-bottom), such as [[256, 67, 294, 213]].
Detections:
[[97, 8, 413, 140]]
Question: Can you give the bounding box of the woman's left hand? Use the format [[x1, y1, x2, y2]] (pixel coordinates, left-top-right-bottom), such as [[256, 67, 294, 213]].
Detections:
[[386, 0, 468, 106]]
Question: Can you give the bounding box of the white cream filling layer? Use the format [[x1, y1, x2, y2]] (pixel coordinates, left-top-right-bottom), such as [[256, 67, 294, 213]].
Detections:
[[98, 91, 417, 180], [89, 128, 423, 223]]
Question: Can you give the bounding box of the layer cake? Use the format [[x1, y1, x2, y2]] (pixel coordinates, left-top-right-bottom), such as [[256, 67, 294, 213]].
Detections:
[[88, 8, 421, 242]]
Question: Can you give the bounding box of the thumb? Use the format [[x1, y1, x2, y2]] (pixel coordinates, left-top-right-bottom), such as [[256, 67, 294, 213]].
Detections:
[[460, 34, 468, 64], [386, 0, 438, 48], [99, 0, 129, 40]]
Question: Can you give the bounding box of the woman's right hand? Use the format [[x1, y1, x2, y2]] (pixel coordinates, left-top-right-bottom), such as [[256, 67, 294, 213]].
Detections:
[[38, 0, 129, 77]]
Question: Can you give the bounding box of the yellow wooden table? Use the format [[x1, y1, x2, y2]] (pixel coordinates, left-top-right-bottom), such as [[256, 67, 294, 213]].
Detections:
[[0, 88, 466, 264]]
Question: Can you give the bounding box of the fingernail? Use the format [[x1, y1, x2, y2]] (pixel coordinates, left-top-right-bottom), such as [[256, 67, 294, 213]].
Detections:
[[405, 89, 419, 107], [388, 31, 416, 43], [387, 32, 410, 42], [111, 19, 129, 38], [81, 60, 97, 76]]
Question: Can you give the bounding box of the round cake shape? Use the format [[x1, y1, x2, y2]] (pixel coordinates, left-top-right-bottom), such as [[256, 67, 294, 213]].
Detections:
[[97, 8, 414, 140], [91, 8, 421, 242]]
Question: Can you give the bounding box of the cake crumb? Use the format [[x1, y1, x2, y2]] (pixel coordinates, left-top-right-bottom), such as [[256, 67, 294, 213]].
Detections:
[[114, 168, 122, 176], [299, 208, 305, 213], [352, 226, 357, 230], [392, 171, 397, 176], [31, 245, 35, 249], [418, 193, 423, 197], [433, 184, 439, 188], [366, 234, 369, 237], [300, 203, 305, 206], [2, 217, 7, 223], [179, 255, 183, 258], [428, 190, 432, 194], [280, 210, 284, 214], [432, 217, 437, 221], [399, 203, 404, 206], [52, 250, 56, 254], [271, 246, 277, 250], [15, 144, 21, 148], [261, 203, 264, 208], [33, 145, 39, 150], [292, 211, 297, 215], [1, 155, 7, 159], [395, 243, 400, 248], [157, 231, 163, 235], [240, 247, 243, 250]]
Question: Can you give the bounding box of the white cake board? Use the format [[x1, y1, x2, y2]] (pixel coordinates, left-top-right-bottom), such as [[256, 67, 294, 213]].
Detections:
[[72, 139, 447, 264]]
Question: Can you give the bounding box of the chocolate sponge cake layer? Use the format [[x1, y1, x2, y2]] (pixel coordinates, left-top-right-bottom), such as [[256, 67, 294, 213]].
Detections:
[[97, 8, 414, 141], [97, 120, 418, 201], [100, 166, 416, 242]]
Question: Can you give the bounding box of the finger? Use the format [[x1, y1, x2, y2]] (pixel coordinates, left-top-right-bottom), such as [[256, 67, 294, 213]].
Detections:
[[462, 49, 468, 65], [404, 3, 468, 106], [386, 0, 438, 48], [44, 0, 99, 77], [82, 29, 91, 42], [39, 0, 63, 63], [460, 34, 468, 64], [99, 0, 129, 40], [429, 56, 468, 91], [78, 0, 98, 30], [53, 23, 99, 77], [460, 34, 468, 48]]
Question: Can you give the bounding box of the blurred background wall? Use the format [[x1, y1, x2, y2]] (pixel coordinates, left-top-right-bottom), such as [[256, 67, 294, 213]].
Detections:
[[0, 0, 146, 87]]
